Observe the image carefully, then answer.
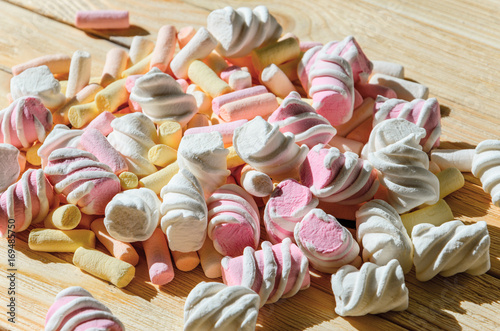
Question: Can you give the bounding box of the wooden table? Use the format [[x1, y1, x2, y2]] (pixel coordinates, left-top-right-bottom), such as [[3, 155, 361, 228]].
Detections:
[[1, 0, 500, 330]]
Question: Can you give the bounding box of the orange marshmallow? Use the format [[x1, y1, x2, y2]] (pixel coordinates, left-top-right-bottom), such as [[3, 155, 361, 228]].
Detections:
[[328, 136, 364, 155], [150, 25, 177, 72], [198, 237, 224, 278], [177, 26, 196, 49], [171, 250, 200, 272], [345, 116, 373, 143], [186, 113, 210, 130], [335, 98, 374, 137], [12, 54, 71, 76], [100, 48, 129, 87], [142, 228, 175, 285]]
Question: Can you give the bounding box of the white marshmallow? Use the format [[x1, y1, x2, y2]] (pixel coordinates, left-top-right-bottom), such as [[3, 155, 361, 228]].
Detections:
[[431, 149, 475, 172], [38, 124, 83, 168], [472, 140, 500, 206], [369, 73, 428, 101], [370, 60, 404, 79]]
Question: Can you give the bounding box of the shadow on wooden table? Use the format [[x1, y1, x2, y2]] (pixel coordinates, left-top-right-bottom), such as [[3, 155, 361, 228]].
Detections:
[[83, 25, 150, 38]]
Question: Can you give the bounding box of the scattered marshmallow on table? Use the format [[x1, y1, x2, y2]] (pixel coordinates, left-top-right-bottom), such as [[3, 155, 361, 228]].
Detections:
[[369, 73, 429, 101], [431, 148, 475, 172], [150, 25, 177, 72], [28, 228, 95, 252], [400, 199, 454, 236], [11, 53, 71, 77], [80, 128, 128, 175], [65, 50, 92, 99], [75, 10, 130, 30]]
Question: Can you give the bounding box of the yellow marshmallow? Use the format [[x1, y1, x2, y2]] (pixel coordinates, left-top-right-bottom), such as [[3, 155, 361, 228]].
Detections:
[[28, 228, 95, 252], [226, 146, 245, 169], [198, 237, 223, 278], [148, 144, 177, 167], [436, 167, 465, 199], [26, 143, 42, 166], [158, 121, 182, 149], [400, 199, 454, 236], [73, 246, 135, 288], [251, 37, 301, 73], [139, 161, 179, 194], [68, 102, 99, 128], [43, 204, 82, 230], [119, 171, 139, 190], [121, 53, 153, 78], [95, 78, 129, 113], [187, 60, 232, 98], [55, 84, 103, 125], [203, 51, 229, 75]]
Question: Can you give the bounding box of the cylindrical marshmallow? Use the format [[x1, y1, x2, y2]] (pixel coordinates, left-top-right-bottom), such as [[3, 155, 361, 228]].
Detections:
[[44, 204, 82, 230], [251, 37, 301, 73], [198, 237, 224, 278], [95, 78, 129, 113], [11, 54, 71, 76], [100, 48, 129, 87], [80, 128, 128, 174], [431, 149, 475, 172], [172, 251, 200, 272], [148, 144, 177, 167], [400, 199, 454, 236], [66, 50, 92, 99], [57, 83, 103, 125], [28, 228, 95, 252], [142, 228, 175, 285], [129, 36, 155, 65], [436, 167, 465, 199], [369, 73, 428, 101], [75, 10, 130, 30], [261, 64, 296, 99], [187, 60, 232, 98], [150, 25, 177, 72]]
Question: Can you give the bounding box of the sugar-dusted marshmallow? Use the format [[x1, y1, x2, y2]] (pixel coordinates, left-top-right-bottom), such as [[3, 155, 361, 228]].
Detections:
[[472, 140, 500, 206], [0, 144, 21, 192]]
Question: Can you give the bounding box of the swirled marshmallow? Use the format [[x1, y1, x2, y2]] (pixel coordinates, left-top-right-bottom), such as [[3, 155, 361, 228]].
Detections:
[[130, 67, 197, 126], [221, 237, 310, 307], [412, 220, 490, 281], [0, 144, 21, 193], [207, 184, 260, 257], [184, 282, 260, 331], [207, 6, 282, 58], [472, 139, 500, 206], [38, 124, 83, 168], [233, 116, 309, 181], [356, 199, 413, 273], [104, 188, 161, 242], [160, 169, 208, 252], [45, 286, 124, 331], [331, 259, 409, 316], [0, 96, 53, 148], [294, 208, 361, 273]]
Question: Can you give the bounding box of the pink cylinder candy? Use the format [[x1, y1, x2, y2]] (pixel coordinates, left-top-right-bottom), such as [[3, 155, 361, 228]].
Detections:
[[184, 119, 247, 147], [45, 286, 124, 331], [355, 83, 397, 100], [142, 228, 175, 285], [75, 10, 129, 30], [221, 237, 310, 307], [80, 128, 128, 174], [268, 91, 336, 149], [125, 74, 143, 93], [207, 184, 260, 257], [0, 96, 53, 148], [264, 179, 318, 244], [176, 79, 189, 93], [150, 25, 177, 72], [212, 85, 268, 114], [294, 208, 361, 273], [300, 144, 379, 205], [85, 111, 116, 136], [220, 66, 242, 82], [374, 96, 441, 152], [0, 169, 56, 237], [44, 148, 121, 215]]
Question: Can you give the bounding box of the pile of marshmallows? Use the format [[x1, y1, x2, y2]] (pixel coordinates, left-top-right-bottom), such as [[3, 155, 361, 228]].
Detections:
[[1, 5, 496, 330]]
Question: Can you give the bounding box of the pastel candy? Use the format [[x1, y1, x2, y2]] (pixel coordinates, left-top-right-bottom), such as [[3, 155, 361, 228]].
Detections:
[[233, 116, 309, 181], [264, 179, 318, 244], [294, 209, 361, 273], [104, 188, 161, 242], [326, 36, 372, 83], [369, 73, 429, 101], [184, 282, 260, 331], [206, 184, 260, 257], [0, 144, 21, 192], [150, 25, 177, 72], [142, 228, 175, 285], [472, 140, 500, 206], [75, 10, 129, 29], [65, 50, 92, 99], [207, 6, 282, 58], [374, 96, 441, 152], [184, 119, 247, 147], [129, 36, 155, 65], [300, 144, 379, 205], [0, 169, 55, 237], [356, 200, 413, 273], [80, 128, 128, 174], [412, 220, 490, 281], [370, 60, 404, 79], [44, 148, 121, 215], [160, 169, 208, 252], [0, 96, 53, 148], [38, 124, 83, 168], [331, 259, 409, 316], [45, 286, 125, 331], [10, 65, 65, 109], [268, 91, 336, 149], [130, 68, 197, 126], [431, 149, 475, 172], [28, 228, 95, 252], [233, 164, 273, 197], [12, 54, 71, 76]]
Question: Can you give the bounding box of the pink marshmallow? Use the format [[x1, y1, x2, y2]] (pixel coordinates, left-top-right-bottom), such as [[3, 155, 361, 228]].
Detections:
[[207, 184, 260, 257], [353, 88, 364, 109], [325, 36, 372, 83], [264, 179, 318, 244], [220, 66, 242, 82], [44, 148, 121, 215], [125, 74, 143, 93], [212, 85, 268, 114], [184, 119, 247, 147], [85, 111, 116, 136], [0, 169, 56, 237], [80, 128, 128, 174], [355, 82, 397, 100], [176, 79, 189, 93], [142, 228, 175, 285], [221, 238, 310, 306], [75, 10, 129, 30]]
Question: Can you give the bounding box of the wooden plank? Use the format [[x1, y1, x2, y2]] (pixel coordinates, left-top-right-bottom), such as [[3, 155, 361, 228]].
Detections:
[[0, 70, 10, 109]]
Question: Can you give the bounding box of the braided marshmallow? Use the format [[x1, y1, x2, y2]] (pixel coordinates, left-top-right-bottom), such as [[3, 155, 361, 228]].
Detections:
[[356, 199, 413, 273], [325, 36, 372, 83], [44, 148, 121, 215], [374, 96, 441, 152], [294, 208, 361, 273], [207, 6, 282, 58], [412, 220, 490, 282], [0, 169, 55, 237], [104, 188, 161, 242], [364, 118, 439, 213], [107, 113, 158, 177], [184, 282, 260, 331], [0, 143, 21, 192], [472, 140, 500, 206], [38, 124, 83, 168], [233, 116, 309, 181], [331, 259, 409, 316], [207, 184, 260, 257], [221, 237, 310, 307], [267, 91, 336, 149], [300, 144, 379, 205], [45, 286, 124, 331], [177, 132, 230, 199], [130, 68, 197, 126], [160, 169, 208, 253], [264, 179, 318, 244], [0, 96, 52, 148]]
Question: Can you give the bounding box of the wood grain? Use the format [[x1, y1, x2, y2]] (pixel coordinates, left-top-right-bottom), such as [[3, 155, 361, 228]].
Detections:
[[1, 0, 500, 330]]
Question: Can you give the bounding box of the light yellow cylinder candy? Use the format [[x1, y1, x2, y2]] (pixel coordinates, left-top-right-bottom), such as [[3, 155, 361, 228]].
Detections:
[[187, 60, 232, 98], [226, 146, 245, 169], [139, 161, 179, 194], [158, 121, 182, 149], [44, 204, 82, 230], [119, 171, 139, 190], [251, 37, 301, 73], [121, 53, 153, 78], [148, 144, 177, 167], [198, 237, 223, 278], [203, 51, 229, 75], [73, 246, 135, 288], [436, 167, 465, 199], [26, 143, 42, 166], [28, 228, 95, 252], [401, 199, 454, 236], [68, 102, 99, 128], [55, 84, 103, 125], [95, 78, 129, 113]]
